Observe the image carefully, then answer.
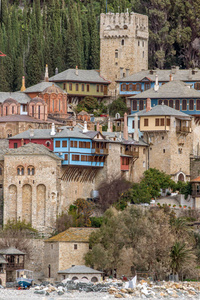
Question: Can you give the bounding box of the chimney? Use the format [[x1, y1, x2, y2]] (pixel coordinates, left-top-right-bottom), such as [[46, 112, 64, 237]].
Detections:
[[110, 121, 113, 132], [134, 113, 139, 142], [154, 75, 159, 91], [169, 74, 173, 81], [76, 66, 78, 76], [146, 98, 151, 112], [30, 129, 34, 137], [50, 123, 56, 136], [107, 118, 111, 132], [21, 138, 24, 146], [20, 76, 26, 92], [44, 64, 49, 82], [123, 112, 128, 140], [55, 67, 58, 75], [83, 121, 88, 133], [97, 122, 100, 131], [99, 125, 102, 133]]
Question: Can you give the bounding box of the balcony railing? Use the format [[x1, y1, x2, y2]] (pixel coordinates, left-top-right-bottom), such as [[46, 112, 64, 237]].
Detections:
[[92, 148, 108, 155], [6, 263, 24, 271], [125, 150, 139, 158], [176, 126, 190, 133]]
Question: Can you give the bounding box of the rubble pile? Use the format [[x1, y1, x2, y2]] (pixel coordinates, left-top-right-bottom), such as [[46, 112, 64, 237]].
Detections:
[[32, 279, 200, 299], [108, 280, 200, 299]]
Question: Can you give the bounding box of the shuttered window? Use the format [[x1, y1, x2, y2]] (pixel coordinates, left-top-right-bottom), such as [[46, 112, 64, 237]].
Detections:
[[62, 141, 67, 147], [144, 118, 148, 126], [72, 155, 79, 161], [55, 141, 60, 147]]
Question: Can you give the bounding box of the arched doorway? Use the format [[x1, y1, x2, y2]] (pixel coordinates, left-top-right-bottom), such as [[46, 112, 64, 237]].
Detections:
[[178, 173, 184, 182]]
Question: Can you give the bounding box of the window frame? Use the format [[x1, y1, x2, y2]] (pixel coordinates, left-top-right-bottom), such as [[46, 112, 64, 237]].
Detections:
[[55, 141, 60, 148], [144, 118, 148, 127]]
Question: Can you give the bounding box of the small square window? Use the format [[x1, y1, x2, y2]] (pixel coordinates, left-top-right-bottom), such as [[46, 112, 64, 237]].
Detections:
[[74, 244, 77, 250], [163, 149, 165, 153], [162, 136, 164, 140]]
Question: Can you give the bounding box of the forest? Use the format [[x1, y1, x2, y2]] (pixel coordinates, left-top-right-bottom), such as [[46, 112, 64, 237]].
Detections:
[[0, 0, 200, 91]]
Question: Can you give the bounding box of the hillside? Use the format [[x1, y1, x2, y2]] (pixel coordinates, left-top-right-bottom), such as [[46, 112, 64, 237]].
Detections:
[[0, 0, 200, 91]]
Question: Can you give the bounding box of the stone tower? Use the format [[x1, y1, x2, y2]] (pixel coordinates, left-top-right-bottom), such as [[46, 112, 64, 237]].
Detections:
[[100, 12, 149, 96]]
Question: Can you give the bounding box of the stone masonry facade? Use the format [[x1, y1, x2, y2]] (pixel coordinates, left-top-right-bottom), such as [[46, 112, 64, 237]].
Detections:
[[100, 12, 148, 96]]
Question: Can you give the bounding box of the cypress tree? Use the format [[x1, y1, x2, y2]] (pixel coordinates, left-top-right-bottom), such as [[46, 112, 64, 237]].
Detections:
[[88, 4, 99, 69]]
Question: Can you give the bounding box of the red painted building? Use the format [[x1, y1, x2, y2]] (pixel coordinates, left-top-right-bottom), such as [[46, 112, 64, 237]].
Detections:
[[9, 129, 54, 150]]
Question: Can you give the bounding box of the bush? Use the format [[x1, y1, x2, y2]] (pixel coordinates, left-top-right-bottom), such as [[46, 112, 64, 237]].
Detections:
[[90, 217, 103, 228]]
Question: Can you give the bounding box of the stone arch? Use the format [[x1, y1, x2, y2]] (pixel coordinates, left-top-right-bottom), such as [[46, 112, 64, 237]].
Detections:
[[37, 184, 46, 227], [91, 276, 98, 282], [8, 185, 17, 222], [81, 276, 88, 280], [178, 173, 185, 182], [22, 184, 32, 224], [72, 276, 78, 281]]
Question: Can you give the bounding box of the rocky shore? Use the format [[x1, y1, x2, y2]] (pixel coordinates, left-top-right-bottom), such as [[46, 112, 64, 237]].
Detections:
[[0, 279, 199, 299]]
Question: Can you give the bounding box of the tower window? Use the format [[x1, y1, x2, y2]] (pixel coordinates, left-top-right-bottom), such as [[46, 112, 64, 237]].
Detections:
[[115, 51, 118, 58], [138, 41, 140, 46], [143, 51, 144, 58], [121, 39, 124, 46]]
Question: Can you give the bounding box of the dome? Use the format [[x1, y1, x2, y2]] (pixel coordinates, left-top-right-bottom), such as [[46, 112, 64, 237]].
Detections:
[[42, 84, 65, 94], [3, 97, 18, 104], [30, 96, 45, 104]]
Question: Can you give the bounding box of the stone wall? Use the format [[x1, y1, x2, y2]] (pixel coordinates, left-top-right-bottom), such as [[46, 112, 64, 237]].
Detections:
[[0, 121, 52, 139], [43, 241, 60, 280], [100, 12, 148, 95], [3, 154, 61, 233], [44, 241, 90, 281], [190, 157, 200, 180], [143, 118, 193, 181]]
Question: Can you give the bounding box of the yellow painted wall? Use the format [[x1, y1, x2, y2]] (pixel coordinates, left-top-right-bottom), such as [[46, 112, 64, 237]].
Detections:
[[140, 116, 170, 131], [58, 82, 107, 97]]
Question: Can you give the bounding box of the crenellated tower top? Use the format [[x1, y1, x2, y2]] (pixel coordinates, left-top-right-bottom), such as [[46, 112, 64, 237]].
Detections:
[[100, 12, 148, 39]]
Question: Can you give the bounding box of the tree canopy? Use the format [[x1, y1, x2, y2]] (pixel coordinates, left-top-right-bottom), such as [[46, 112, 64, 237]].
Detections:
[[1, 0, 200, 91]]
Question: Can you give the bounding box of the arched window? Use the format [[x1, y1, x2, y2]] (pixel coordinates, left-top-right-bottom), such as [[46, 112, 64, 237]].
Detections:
[[121, 39, 124, 46], [139, 100, 144, 110], [189, 99, 194, 110], [158, 100, 163, 105], [136, 83, 141, 91], [197, 100, 200, 110], [175, 100, 180, 110], [17, 166, 24, 176], [169, 100, 173, 108], [115, 50, 118, 58], [182, 99, 187, 110], [129, 84, 134, 91], [123, 25, 128, 30], [32, 105, 34, 117], [132, 100, 137, 111], [164, 100, 168, 106], [28, 166, 35, 175], [72, 276, 78, 281], [91, 277, 98, 283], [121, 84, 127, 91]]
